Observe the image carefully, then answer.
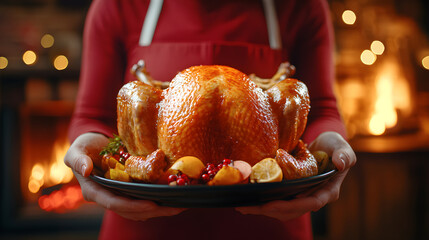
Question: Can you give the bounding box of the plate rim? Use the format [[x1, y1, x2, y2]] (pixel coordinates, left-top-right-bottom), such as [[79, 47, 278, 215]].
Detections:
[[90, 169, 337, 190]]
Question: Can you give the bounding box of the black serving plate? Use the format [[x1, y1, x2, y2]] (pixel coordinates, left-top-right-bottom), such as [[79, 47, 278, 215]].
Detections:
[[90, 169, 337, 208]]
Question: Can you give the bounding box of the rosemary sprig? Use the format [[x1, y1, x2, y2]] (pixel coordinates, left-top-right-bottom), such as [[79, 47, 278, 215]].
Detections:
[[100, 134, 125, 156]]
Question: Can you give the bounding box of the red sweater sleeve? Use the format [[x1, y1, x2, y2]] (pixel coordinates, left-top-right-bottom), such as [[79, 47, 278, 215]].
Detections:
[[68, 0, 127, 142], [286, 0, 347, 143]]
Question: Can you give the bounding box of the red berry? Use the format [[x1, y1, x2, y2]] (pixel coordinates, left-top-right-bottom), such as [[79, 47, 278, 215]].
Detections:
[[168, 175, 177, 183], [180, 174, 189, 182], [223, 158, 231, 164], [201, 174, 210, 182], [176, 178, 186, 185], [207, 164, 215, 170]]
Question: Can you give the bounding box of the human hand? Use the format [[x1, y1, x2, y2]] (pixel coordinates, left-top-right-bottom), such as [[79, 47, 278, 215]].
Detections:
[[235, 131, 356, 221], [64, 132, 186, 221]]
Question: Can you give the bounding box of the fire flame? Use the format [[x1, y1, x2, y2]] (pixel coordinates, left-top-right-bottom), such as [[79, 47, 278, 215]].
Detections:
[[368, 60, 411, 135], [28, 139, 74, 193], [26, 138, 86, 212]]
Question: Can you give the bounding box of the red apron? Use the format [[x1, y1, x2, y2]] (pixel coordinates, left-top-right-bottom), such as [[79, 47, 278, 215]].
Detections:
[[100, 1, 313, 239]]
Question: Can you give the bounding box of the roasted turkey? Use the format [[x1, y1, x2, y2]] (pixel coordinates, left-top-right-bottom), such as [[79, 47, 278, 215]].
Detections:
[[117, 63, 318, 183]]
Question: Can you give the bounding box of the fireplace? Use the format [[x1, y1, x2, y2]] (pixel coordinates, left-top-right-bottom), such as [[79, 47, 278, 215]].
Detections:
[[0, 1, 105, 235], [326, 2, 429, 239], [1, 75, 104, 235]]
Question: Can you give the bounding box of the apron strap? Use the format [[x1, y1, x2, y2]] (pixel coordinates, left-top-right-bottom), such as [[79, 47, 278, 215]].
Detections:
[[262, 0, 282, 50], [139, 0, 282, 50], [139, 0, 164, 46]]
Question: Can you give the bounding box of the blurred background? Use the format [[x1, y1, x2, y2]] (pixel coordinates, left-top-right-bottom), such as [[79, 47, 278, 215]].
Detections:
[[1, 0, 428, 239]]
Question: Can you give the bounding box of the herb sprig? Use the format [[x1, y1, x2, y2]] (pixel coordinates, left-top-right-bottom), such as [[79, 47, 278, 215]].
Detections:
[[100, 134, 125, 156]]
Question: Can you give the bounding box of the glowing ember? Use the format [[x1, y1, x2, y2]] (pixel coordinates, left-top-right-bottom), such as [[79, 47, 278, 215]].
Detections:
[[38, 185, 85, 213]]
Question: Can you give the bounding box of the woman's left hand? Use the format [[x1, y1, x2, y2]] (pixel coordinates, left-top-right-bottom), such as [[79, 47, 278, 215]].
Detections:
[[235, 131, 356, 221]]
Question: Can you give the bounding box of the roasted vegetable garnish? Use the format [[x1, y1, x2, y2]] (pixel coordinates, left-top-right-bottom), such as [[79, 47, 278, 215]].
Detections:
[[100, 134, 125, 156]]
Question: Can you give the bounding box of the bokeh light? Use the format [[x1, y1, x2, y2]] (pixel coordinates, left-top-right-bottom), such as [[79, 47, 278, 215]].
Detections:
[[23, 50, 37, 65], [0, 56, 8, 69], [342, 10, 356, 25], [53, 55, 68, 70], [41, 34, 55, 48], [371, 40, 385, 55], [422, 56, 429, 70], [361, 50, 377, 65], [369, 114, 386, 135]]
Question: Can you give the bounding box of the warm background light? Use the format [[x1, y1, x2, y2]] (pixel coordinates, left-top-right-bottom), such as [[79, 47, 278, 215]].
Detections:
[[422, 56, 429, 70], [0, 56, 8, 69], [53, 55, 68, 70], [27, 140, 73, 194], [41, 33, 55, 48], [28, 164, 45, 193], [366, 61, 410, 136], [38, 185, 84, 212], [361, 50, 377, 65], [369, 115, 386, 135], [371, 40, 385, 55], [23, 50, 37, 65], [342, 10, 356, 25]]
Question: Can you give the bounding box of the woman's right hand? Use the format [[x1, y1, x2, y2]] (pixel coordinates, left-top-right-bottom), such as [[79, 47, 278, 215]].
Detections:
[[64, 132, 186, 221]]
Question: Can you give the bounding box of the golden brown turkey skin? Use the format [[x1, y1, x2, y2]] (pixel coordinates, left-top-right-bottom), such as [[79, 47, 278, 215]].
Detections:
[[157, 66, 279, 166], [117, 65, 314, 181], [117, 81, 162, 156], [275, 140, 318, 180], [266, 79, 310, 152], [125, 149, 167, 183]]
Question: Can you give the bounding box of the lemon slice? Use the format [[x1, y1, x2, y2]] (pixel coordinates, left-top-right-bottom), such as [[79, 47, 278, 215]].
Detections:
[[208, 165, 242, 186], [250, 158, 283, 183], [169, 156, 205, 179]]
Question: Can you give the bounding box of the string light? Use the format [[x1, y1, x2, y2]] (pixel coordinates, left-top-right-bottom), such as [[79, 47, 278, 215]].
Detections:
[[342, 10, 356, 25]]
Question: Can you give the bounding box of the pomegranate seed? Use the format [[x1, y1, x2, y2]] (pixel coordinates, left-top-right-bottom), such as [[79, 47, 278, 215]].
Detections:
[[176, 178, 186, 186], [207, 164, 215, 170], [223, 159, 231, 164], [201, 174, 210, 182], [180, 174, 189, 182], [168, 175, 177, 183]]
